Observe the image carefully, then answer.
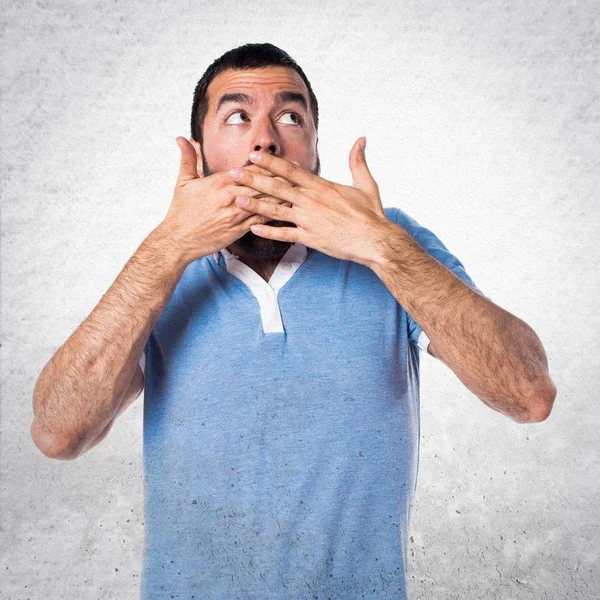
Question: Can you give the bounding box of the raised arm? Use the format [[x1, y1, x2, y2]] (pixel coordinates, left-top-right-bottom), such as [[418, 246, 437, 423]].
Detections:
[[31, 137, 284, 460], [31, 228, 189, 460]]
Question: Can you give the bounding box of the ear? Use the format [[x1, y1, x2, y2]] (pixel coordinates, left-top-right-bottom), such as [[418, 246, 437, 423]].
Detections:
[[189, 138, 204, 176]]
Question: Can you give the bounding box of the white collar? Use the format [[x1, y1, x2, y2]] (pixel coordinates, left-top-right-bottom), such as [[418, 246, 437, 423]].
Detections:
[[212, 243, 308, 277], [212, 243, 309, 333]]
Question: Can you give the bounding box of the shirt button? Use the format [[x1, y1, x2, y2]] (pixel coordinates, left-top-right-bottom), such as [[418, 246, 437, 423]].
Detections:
[[282, 263, 291, 271]]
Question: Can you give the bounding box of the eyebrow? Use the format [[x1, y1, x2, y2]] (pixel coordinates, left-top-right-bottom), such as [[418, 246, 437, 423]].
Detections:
[[215, 90, 309, 114]]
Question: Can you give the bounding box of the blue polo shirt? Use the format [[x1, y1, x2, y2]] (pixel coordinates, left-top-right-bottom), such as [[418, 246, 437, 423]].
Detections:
[[138, 207, 482, 599]]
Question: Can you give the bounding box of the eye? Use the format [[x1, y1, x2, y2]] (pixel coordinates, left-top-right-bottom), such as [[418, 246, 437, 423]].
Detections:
[[225, 110, 303, 126], [225, 110, 249, 124], [280, 112, 303, 126]]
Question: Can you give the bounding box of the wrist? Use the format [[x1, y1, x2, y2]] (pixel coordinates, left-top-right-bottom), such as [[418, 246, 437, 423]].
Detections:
[[147, 223, 194, 272], [363, 219, 404, 273]]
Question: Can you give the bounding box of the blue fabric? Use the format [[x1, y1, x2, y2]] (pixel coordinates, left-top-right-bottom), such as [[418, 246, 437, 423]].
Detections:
[[140, 207, 481, 599]]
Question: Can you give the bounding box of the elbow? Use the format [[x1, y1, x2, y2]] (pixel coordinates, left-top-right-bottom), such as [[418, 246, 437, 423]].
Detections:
[[516, 379, 557, 424], [30, 419, 77, 461]]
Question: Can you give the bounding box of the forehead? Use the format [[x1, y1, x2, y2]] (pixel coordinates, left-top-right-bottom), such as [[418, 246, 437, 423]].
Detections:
[[206, 66, 310, 112]]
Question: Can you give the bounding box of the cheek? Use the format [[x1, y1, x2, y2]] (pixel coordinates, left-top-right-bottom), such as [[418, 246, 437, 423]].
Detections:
[[287, 129, 316, 159], [204, 141, 248, 171]]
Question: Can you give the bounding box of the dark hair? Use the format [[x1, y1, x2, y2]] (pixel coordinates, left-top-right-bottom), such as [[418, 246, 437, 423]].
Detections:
[[190, 43, 319, 146]]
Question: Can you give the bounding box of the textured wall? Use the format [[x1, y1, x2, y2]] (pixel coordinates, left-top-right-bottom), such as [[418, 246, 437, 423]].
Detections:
[[2, 0, 598, 598]]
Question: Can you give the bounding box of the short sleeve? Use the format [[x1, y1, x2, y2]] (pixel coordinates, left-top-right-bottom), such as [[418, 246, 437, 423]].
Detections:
[[386, 207, 484, 353], [138, 334, 152, 375]]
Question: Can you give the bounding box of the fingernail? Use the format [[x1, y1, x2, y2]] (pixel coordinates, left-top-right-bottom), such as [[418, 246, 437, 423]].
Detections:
[[230, 168, 243, 179], [236, 196, 249, 206]]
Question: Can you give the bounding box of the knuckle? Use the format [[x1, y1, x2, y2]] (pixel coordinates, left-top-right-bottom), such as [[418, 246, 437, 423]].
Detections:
[[250, 165, 273, 176], [227, 205, 243, 220], [214, 172, 230, 190], [283, 162, 297, 179], [218, 193, 231, 209], [271, 203, 284, 218], [268, 179, 281, 196], [273, 178, 289, 196], [246, 215, 268, 229]]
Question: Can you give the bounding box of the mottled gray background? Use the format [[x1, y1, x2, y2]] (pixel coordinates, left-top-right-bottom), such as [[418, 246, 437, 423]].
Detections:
[[1, 0, 598, 598]]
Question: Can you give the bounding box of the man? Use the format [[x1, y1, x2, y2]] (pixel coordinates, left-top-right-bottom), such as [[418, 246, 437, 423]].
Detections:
[[31, 43, 556, 599]]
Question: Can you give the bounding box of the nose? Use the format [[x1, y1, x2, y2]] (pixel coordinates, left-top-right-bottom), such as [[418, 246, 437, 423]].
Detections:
[[251, 116, 280, 156]]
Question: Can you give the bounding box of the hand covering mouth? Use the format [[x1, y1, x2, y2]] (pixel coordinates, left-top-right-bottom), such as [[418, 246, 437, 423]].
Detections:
[[255, 183, 298, 208]]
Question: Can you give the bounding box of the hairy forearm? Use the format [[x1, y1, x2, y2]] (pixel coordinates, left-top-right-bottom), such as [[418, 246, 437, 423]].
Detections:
[[31, 225, 189, 459], [369, 221, 556, 423]]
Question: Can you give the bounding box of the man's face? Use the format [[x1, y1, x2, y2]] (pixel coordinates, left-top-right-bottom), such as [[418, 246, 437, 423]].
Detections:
[[193, 66, 320, 259]]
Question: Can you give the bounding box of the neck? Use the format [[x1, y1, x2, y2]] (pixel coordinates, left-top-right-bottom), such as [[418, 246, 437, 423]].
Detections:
[[226, 244, 288, 264]]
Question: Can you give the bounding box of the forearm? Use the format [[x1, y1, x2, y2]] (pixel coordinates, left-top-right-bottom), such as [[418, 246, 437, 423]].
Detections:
[[31, 224, 189, 459], [369, 221, 556, 423]]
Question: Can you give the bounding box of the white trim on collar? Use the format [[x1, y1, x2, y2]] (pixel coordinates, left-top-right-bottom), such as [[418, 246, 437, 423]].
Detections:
[[136, 244, 430, 373], [212, 244, 308, 333]]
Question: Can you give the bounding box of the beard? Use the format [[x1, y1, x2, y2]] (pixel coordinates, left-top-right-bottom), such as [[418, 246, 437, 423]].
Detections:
[[201, 148, 320, 259]]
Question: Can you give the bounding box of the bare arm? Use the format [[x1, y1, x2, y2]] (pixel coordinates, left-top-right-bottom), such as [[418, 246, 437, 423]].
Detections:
[[369, 221, 557, 424], [31, 226, 189, 460], [72, 364, 145, 457], [30, 136, 285, 460]]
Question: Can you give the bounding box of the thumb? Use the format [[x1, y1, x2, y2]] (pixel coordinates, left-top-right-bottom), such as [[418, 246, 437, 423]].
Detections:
[[349, 137, 376, 193], [175, 136, 200, 182]]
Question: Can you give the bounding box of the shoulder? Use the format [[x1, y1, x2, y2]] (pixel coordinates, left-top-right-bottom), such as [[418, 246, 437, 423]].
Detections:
[[383, 207, 422, 233]]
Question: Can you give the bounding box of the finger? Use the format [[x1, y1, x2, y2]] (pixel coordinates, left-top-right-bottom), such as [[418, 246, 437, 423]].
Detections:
[[234, 195, 296, 224], [235, 166, 298, 197], [234, 206, 273, 227], [223, 172, 296, 203], [219, 164, 282, 193], [234, 195, 292, 222], [175, 137, 199, 182], [239, 213, 279, 234], [250, 194, 293, 208], [193, 139, 205, 178], [224, 182, 291, 202], [254, 176, 298, 202], [349, 136, 377, 192], [247, 152, 321, 190], [253, 181, 295, 201], [243, 164, 279, 177], [232, 194, 292, 224], [249, 222, 300, 243], [229, 169, 304, 206], [243, 165, 295, 189]]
